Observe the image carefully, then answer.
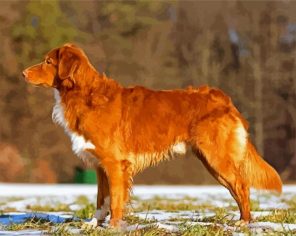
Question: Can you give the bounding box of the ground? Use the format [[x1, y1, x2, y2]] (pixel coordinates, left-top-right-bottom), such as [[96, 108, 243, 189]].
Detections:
[[0, 185, 295, 235]]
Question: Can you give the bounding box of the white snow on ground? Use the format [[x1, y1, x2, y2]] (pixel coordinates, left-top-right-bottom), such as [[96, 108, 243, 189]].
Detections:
[[1, 184, 295, 197], [134, 210, 217, 222], [0, 184, 97, 197], [0, 184, 296, 235], [0, 230, 46, 235], [154, 222, 179, 232], [2, 195, 93, 212], [249, 221, 296, 231]]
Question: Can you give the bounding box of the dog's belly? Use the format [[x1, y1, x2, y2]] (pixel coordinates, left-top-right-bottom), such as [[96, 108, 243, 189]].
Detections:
[[129, 142, 187, 174]]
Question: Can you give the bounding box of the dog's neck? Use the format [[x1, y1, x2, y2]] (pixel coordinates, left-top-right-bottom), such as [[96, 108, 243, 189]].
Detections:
[[53, 70, 121, 134], [58, 65, 120, 94]]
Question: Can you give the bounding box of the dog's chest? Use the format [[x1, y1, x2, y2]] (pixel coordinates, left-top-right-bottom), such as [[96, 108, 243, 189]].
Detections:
[[52, 90, 97, 166]]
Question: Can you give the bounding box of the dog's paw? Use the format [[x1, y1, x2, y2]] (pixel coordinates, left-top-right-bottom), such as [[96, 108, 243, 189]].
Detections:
[[82, 218, 103, 230], [109, 219, 128, 230], [234, 220, 248, 227]]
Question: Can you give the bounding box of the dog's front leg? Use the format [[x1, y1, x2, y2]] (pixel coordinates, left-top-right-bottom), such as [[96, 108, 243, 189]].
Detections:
[[95, 166, 110, 223]]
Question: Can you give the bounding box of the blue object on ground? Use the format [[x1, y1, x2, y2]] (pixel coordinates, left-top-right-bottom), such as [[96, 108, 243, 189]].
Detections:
[[0, 213, 78, 226]]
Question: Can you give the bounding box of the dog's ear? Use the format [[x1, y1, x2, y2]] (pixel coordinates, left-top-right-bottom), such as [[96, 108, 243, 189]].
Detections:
[[58, 47, 80, 88]]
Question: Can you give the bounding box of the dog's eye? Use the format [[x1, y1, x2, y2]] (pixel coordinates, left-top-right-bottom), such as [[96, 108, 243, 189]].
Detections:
[[45, 59, 52, 64]]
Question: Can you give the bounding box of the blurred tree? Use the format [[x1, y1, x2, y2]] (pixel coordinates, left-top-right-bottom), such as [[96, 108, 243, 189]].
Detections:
[[95, 0, 178, 87], [173, 1, 296, 179], [226, 2, 296, 177], [0, 1, 21, 141], [12, 0, 77, 66], [7, 0, 80, 182], [0, 0, 295, 183]]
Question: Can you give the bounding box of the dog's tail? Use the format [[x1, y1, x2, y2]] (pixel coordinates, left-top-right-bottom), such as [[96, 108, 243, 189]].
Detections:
[[242, 141, 282, 193]]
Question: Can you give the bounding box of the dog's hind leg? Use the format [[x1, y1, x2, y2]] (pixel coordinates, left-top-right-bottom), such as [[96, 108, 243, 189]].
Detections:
[[216, 172, 250, 221], [191, 114, 251, 222]]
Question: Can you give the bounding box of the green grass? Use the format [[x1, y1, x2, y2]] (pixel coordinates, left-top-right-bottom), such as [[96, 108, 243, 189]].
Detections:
[[124, 214, 157, 225], [27, 203, 71, 212], [179, 223, 231, 236], [2, 194, 296, 235], [0, 197, 24, 206], [132, 196, 232, 213], [129, 225, 177, 236], [0, 207, 17, 212], [5, 217, 53, 231], [74, 203, 96, 219], [250, 198, 261, 211], [196, 208, 234, 225], [74, 195, 91, 205], [256, 209, 296, 224]]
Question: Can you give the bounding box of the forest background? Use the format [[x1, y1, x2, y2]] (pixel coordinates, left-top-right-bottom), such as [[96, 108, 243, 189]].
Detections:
[[0, 0, 295, 184]]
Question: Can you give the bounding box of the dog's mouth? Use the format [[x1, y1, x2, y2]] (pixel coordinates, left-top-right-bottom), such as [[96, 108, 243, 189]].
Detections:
[[23, 76, 30, 83], [23, 76, 34, 85], [22, 72, 32, 84], [32, 82, 51, 88], [22, 75, 34, 84], [22, 76, 50, 88]]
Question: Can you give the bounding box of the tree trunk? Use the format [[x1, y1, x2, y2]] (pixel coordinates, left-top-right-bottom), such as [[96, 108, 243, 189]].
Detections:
[[276, 96, 296, 180], [253, 45, 264, 155]]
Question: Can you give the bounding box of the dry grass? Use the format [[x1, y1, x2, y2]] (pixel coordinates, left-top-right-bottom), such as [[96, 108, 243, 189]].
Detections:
[[1, 193, 296, 235], [256, 209, 296, 224]]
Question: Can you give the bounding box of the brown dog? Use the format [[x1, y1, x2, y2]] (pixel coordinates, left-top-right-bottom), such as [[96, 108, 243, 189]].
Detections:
[[23, 43, 282, 228]]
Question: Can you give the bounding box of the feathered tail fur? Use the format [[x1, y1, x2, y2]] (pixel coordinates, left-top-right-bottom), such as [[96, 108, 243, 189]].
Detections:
[[243, 141, 282, 193]]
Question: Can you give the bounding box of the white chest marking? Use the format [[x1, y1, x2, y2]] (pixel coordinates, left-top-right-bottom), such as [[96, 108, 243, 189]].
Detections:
[[171, 142, 187, 155], [52, 90, 97, 166], [70, 133, 96, 156]]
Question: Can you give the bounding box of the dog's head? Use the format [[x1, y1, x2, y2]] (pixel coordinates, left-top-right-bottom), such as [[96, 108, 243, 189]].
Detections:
[[22, 43, 89, 89]]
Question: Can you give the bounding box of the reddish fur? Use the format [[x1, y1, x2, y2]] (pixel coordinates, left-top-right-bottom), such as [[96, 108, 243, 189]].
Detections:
[[23, 44, 282, 227]]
